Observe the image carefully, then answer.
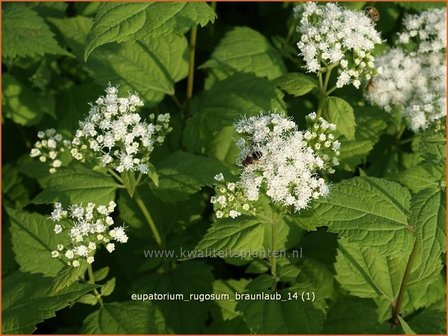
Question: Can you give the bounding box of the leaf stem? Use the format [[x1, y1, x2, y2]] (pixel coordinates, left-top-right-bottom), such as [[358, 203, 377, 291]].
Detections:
[[270, 216, 278, 287], [186, 26, 198, 102], [134, 189, 163, 246], [108, 169, 123, 184], [391, 239, 419, 328], [87, 264, 103, 306]]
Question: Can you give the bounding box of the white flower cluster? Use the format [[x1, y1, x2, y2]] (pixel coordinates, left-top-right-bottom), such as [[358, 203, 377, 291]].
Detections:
[[294, 2, 382, 89], [367, 9, 446, 132], [50, 201, 128, 267], [210, 173, 256, 219], [398, 8, 446, 54], [30, 129, 71, 173], [71, 85, 172, 174], [212, 113, 340, 218]]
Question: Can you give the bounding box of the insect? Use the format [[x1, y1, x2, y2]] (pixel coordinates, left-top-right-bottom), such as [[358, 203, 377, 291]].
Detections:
[[364, 6, 380, 22], [242, 150, 263, 167]]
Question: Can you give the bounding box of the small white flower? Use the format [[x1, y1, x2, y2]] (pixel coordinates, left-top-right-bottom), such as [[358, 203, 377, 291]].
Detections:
[[54, 225, 63, 234], [51, 251, 59, 258], [87, 256, 94, 264], [106, 243, 115, 253], [72, 260, 80, 267], [65, 250, 75, 259]]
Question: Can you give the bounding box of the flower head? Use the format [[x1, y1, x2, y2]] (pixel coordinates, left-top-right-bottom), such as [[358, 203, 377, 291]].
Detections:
[[71, 85, 172, 174], [212, 113, 340, 218], [49, 201, 128, 267], [294, 2, 382, 89], [30, 129, 71, 173]]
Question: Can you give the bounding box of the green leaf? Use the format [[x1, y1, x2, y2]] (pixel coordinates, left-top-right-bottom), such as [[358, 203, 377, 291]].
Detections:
[[6, 208, 67, 277], [93, 266, 110, 282], [408, 307, 447, 334], [101, 278, 116, 297], [302, 177, 413, 255], [201, 26, 286, 81], [121, 170, 136, 197], [392, 164, 445, 193], [51, 16, 189, 106], [51, 264, 88, 292], [272, 72, 317, 97], [236, 275, 325, 333], [323, 297, 381, 333], [152, 151, 231, 202], [183, 73, 285, 156], [322, 96, 356, 140], [212, 278, 250, 321], [3, 74, 55, 126], [409, 188, 446, 278], [134, 261, 214, 333], [82, 302, 167, 334], [196, 217, 265, 254], [33, 164, 119, 205], [77, 294, 98, 305], [2, 3, 71, 59], [397, 315, 416, 335], [85, 2, 215, 59], [3, 271, 94, 334]]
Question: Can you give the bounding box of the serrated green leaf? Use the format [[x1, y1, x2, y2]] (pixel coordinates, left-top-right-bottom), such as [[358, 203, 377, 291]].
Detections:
[[51, 263, 88, 292], [2, 3, 71, 59], [392, 164, 445, 193], [101, 278, 116, 297], [82, 301, 167, 333], [273, 72, 317, 97], [323, 96, 356, 140], [196, 217, 265, 254], [33, 164, 118, 205], [301, 177, 413, 255], [2, 272, 94, 334], [212, 278, 250, 321], [201, 26, 286, 81], [6, 208, 67, 276], [183, 73, 285, 155], [398, 315, 416, 335], [151, 151, 230, 202], [236, 274, 325, 333], [410, 188, 446, 278], [121, 170, 136, 197], [77, 294, 98, 305], [85, 2, 215, 59], [93, 266, 110, 282], [51, 16, 189, 106], [408, 308, 447, 334]]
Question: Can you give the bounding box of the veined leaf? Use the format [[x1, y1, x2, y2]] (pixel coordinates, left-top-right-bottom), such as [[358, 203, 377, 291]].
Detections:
[[33, 164, 119, 205], [323, 96, 356, 140], [201, 26, 286, 81], [301, 177, 413, 255], [392, 164, 445, 193], [7, 208, 67, 277], [2, 272, 94, 334], [2, 3, 71, 59], [51, 16, 189, 106], [85, 2, 215, 59], [273, 72, 317, 97], [196, 217, 265, 254], [82, 302, 167, 334]]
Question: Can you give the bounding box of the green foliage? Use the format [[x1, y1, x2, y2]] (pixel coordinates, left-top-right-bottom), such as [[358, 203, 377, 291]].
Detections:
[[2, 3, 71, 59], [33, 164, 119, 205], [2, 1, 446, 334], [82, 302, 167, 334], [3, 272, 94, 334]]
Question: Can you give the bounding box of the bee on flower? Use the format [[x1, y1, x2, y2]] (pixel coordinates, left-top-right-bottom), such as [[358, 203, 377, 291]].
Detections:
[[211, 113, 340, 219]]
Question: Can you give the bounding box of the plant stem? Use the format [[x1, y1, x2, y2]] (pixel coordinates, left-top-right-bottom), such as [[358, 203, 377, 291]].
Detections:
[[108, 169, 123, 184], [134, 189, 163, 246], [87, 264, 103, 306], [323, 65, 335, 93], [391, 239, 419, 328], [186, 26, 198, 102]]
